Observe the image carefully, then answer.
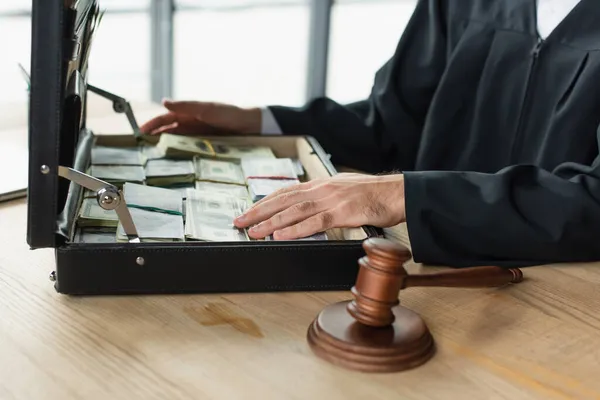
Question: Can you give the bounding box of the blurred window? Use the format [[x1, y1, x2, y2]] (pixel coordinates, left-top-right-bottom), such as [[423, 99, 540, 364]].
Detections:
[[327, 0, 417, 104], [173, 0, 310, 108]]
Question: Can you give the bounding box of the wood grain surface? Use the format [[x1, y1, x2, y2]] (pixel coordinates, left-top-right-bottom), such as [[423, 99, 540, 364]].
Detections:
[[2, 197, 600, 400], [2, 110, 600, 399]]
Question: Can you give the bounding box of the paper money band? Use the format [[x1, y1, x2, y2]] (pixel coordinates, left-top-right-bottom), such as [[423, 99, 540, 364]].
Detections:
[[201, 139, 216, 157], [128, 204, 184, 216]]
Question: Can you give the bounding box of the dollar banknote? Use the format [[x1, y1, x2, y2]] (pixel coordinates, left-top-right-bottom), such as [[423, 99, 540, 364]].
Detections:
[[91, 146, 143, 165], [184, 189, 249, 241], [157, 133, 275, 161], [118, 184, 183, 241], [240, 158, 298, 180], [116, 207, 185, 242], [145, 159, 195, 186], [156, 134, 218, 159], [140, 144, 166, 162], [291, 158, 305, 177], [247, 178, 300, 202], [187, 219, 249, 242], [122, 182, 183, 215], [73, 227, 116, 243], [185, 189, 246, 219], [211, 141, 275, 162], [90, 165, 145, 185], [265, 232, 328, 241], [77, 198, 119, 227], [161, 183, 195, 199], [195, 158, 246, 185], [195, 181, 250, 200]]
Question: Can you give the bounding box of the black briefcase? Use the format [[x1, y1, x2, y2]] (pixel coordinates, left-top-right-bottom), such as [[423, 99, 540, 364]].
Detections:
[[26, 0, 378, 295]]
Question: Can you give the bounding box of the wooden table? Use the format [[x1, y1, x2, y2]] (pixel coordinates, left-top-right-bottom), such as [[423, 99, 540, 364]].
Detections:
[[1, 108, 600, 400]]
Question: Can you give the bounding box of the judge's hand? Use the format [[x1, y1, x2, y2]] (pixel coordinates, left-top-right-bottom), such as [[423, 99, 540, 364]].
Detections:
[[233, 173, 406, 240], [140, 99, 261, 136]]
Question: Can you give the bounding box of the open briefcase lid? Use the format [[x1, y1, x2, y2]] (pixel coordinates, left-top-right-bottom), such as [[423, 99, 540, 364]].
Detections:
[[27, 0, 102, 249]]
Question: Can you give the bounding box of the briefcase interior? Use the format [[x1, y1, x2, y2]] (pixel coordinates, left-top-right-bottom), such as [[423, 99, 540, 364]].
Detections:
[[27, 0, 377, 295]]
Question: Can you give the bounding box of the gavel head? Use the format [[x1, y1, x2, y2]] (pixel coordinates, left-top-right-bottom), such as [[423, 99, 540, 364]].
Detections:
[[347, 238, 412, 328]]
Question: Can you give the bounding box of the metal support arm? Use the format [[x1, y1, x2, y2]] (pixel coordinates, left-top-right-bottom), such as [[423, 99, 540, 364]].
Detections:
[[58, 166, 140, 243], [87, 84, 143, 139]]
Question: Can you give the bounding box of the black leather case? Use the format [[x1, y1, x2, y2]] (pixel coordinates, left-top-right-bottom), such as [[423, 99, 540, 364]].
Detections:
[[27, 0, 377, 295]]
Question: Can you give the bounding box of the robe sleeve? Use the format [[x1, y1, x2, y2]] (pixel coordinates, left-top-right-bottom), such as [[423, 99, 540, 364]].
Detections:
[[404, 131, 600, 267], [268, 0, 448, 174]]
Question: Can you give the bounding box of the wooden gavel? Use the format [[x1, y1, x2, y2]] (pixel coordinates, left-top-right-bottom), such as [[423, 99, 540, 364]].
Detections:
[[348, 238, 523, 328], [307, 238, 524, 373]]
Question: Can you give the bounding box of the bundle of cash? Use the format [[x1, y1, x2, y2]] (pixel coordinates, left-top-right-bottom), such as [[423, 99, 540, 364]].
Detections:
[[265, 232, 328, 241], [77, 198, 120, 227], [248, 178, 300, 202], [156, 134, 216, 159], [161, 183, 195, 199], [240, 158, 298, 180], [211, 141, 275, 162], [89, 165, 145, 186], [195, 181, 250, 200], [157, 133, 275, 161], [91, 146, 143, 165], [140, 144, 166, 162], [185, 189, 249, 242], [73, 227, 116, 243], [116, 183, 185, 242], [291, 158, 305, 177], [145, 159, 195, 186], [122, 182, 183, 215], [195, 158, 245, 185], [117, 208, 185, 242]]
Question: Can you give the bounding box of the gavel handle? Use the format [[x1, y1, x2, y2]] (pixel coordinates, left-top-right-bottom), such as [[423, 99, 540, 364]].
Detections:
[[403, 266, 523, 289]]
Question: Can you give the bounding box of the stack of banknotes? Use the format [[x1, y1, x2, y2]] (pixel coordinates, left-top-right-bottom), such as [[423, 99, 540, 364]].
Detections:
[[90, 146, 145, 186], [185, 189, 250, 242], [240, 157, 300, 202], [115, 183, 185, 242], [156, 133, 275, 161], [74, 137, 328, 242]]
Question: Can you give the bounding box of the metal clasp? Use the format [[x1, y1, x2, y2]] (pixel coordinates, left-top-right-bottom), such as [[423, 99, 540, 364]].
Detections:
[[57, 166, 140, 243]]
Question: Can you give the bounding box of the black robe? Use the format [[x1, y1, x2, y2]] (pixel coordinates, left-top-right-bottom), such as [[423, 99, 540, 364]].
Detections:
[[268, 0, 600, 268]]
